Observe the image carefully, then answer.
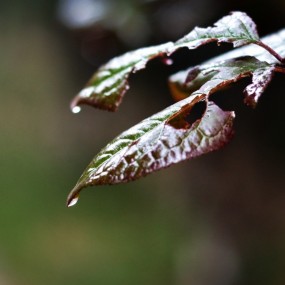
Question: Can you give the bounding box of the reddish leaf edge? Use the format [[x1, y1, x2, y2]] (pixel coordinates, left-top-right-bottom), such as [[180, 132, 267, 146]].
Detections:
[[169, 56, 277, 108], [67, 98, 235, 207]]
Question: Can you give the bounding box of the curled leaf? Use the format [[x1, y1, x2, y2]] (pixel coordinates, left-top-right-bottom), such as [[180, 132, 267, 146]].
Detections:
[[169, 56, 275, 107]]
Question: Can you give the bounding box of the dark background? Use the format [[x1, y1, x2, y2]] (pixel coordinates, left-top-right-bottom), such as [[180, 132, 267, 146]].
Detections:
[[0, 0, 285, 284]]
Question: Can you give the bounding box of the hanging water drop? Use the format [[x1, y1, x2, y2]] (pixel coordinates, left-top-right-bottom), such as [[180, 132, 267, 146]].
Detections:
[[72, 106, 81, 114], [67, 194, 79, 207]]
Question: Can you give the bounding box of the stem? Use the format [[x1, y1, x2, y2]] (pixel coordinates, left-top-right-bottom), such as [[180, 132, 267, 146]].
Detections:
[[256, 41, 285, 64]]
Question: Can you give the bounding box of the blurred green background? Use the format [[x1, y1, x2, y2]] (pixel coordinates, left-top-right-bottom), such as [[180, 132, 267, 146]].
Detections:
[[1, 0, 285, 284]]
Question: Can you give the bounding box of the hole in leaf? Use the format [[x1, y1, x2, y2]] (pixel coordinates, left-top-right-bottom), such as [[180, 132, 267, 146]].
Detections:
[[210, 78, 251, 111], [184, 101, 206, 125], [168, 101, 206, 129]]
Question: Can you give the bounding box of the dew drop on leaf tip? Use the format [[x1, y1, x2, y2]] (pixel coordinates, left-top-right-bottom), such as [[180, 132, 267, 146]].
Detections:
[[72, 106, 81, 114], [67, 194, 79, 207]]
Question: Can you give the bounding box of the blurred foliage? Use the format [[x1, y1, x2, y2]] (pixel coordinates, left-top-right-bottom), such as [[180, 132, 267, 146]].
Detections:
[[0, 0, 285, 285]]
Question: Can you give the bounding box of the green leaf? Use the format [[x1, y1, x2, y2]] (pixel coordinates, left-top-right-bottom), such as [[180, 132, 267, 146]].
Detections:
[[71, 42, 174, 112], [67, 56, 273, 206], [71, 12, 260, 112], [174, 11, 259, 49]]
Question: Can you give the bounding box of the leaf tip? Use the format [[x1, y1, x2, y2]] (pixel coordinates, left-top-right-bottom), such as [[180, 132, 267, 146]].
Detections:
[[66, 181, 87, 207], [70, 94, 82, 114], [66, 192, 80, 208], [70, 88, 119, 112], [72, 106, 81, 114], [66, 183, 83, 207]]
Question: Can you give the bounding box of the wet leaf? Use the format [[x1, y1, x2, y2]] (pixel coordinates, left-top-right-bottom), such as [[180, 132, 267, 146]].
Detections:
[[243, 65, 275, 107], [67, 12, 285, 206], [71, 12, 260, 112], [71, 42, 174, 112], [169, 56, 275, 107], [169, 29, 285, 103], [174, 11, 259, 49], [67, 56, 275, 206], [67, 97, 234, 206]]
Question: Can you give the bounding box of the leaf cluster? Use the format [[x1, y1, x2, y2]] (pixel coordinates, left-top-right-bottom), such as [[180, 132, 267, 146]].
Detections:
[[67, 12, 285, 207]]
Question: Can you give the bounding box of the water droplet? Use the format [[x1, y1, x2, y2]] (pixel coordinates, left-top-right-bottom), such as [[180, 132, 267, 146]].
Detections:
[[72, 106, 81, 114], [67, 194, 79, 207]]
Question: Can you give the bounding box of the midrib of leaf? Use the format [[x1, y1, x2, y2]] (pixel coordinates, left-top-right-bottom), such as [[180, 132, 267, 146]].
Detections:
[[88, 64, 135, 90], [89, 109, 180, 165], [175, 33, 257, 45], [240, 21, 255, 39]]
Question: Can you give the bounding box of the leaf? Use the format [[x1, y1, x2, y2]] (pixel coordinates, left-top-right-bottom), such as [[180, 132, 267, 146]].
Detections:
[[174, 11, 259, 49], [71, 12, 260, 112], [71, 42, 174, 112], [67, 97, 234, 206], [243, 65, 275, 107], [169, 56, 275, 108], [67, 56, 273, 206], [169, 28, 285, 104]]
